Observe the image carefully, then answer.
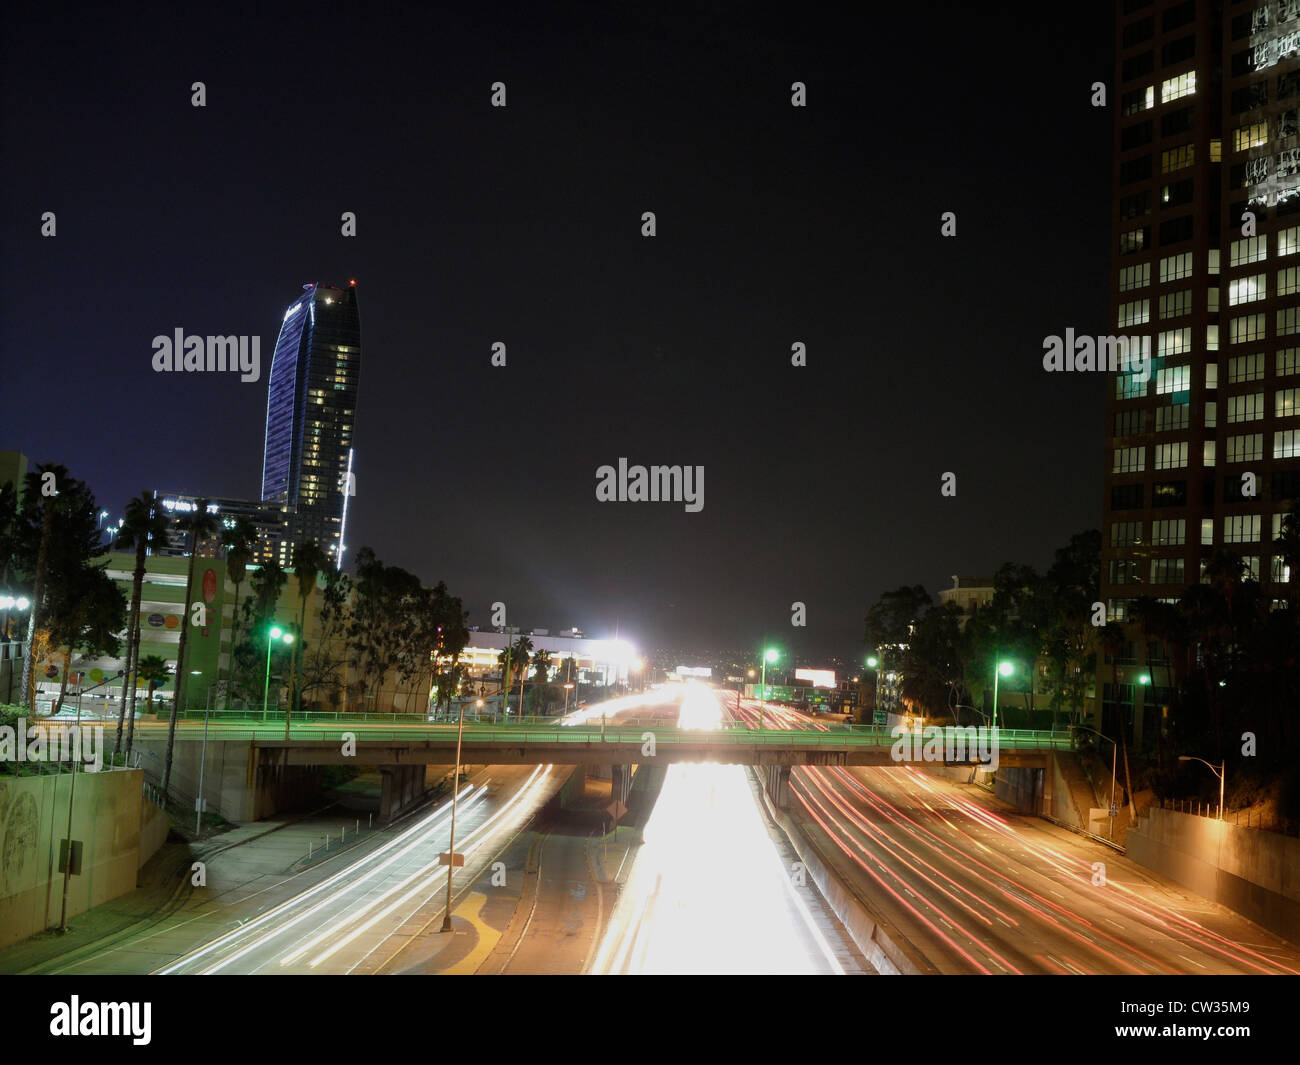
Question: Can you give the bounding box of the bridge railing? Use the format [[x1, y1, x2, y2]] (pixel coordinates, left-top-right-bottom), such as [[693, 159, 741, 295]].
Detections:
[[160, 721, 1072, 749]]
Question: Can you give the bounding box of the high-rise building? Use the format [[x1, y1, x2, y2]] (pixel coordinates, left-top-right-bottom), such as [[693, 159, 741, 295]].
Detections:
[[261, 281, 361, 568], [1101, 1, 1300, 744]]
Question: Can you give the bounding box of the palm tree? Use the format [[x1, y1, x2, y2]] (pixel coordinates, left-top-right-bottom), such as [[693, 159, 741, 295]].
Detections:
[[289, 540, 328, 725], [114, 493, 170, 754], [164, 499, 218, 796], [135, 655, 170, 728], [220, 516, 259, 710], [531, 649, 553, 714]]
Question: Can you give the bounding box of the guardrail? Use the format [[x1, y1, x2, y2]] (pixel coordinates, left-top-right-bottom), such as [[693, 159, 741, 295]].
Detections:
[[157, 721, 1073, 749]]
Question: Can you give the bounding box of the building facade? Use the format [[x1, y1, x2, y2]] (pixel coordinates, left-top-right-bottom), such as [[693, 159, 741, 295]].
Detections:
[[262, 281, 362, 569], [1102, 0, 1300, 744]]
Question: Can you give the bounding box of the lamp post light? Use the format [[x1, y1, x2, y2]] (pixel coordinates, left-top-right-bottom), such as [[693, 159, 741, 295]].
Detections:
[[991, 659, 1014, 732], [759, 648, 779, 732], [440, 679, 469, 933], [866, 655, 882, 721], [263, 625, 293, 723], [1, 594, 32, 704], [563, 683, 574, 715], [60, 668, 123, 933], [1179, 755, 1225, 821]]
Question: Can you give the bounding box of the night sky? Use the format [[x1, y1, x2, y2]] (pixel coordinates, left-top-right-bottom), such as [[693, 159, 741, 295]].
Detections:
[[1, 1, 1113, 661]]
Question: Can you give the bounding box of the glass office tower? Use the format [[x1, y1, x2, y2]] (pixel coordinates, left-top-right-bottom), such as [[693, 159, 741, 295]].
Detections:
[[261, 281, 361, 568]]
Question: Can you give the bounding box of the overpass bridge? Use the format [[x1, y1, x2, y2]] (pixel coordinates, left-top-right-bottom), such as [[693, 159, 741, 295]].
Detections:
[[126, 715, 1070, 823]]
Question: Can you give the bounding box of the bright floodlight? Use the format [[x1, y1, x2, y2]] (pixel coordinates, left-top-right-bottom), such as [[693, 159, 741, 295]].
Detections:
[[283, 634, 294, 645], [765, 648, 779, 663], [998, 661, 1014, 677], [866, 656, 878, 668], [270, 626, 283, 639], [1138, 673, 1151, 685]]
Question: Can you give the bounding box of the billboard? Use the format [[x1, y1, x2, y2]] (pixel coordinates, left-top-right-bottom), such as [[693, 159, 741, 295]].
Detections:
[[795, 668, 836, 688], [676, 666, 712, 678]]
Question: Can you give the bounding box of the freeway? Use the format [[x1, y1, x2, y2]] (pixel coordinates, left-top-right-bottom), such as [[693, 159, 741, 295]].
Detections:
[[589, 685, 866, 974], [731, 697, 1300, 975]]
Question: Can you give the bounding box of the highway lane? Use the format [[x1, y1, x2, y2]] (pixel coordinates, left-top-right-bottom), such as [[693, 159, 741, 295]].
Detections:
[[732, 696, 1300, 975], [589, 685, 865, 974], [155, 762, 559, 974]]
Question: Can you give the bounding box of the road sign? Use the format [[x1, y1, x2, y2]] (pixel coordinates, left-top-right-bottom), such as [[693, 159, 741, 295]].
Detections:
[[605, 800, 628, 821], [438, 852, 465, 867], [1109, 803, 1118, 818], [872, 710, 887, 725], [58, 839, 83, 876]]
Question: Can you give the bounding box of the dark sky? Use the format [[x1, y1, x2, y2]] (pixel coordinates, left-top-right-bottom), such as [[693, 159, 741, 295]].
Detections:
[[1, 1, 1114, 662]]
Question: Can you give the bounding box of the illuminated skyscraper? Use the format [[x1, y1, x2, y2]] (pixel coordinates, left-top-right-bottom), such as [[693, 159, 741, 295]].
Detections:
[[261, 281, 361, 568], [1100, 1, 1300, 743]]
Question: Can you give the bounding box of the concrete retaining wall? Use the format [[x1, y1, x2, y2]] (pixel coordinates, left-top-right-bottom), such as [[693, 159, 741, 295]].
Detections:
[[1127, 807, 1300, 945], [0, 769, 143, 949]]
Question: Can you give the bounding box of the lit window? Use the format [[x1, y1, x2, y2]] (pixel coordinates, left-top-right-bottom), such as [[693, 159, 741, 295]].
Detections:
[[1229, 274, 1266, 304], [1223, 515, 1261, 544], [1278, 387, 1300, 417], [1161, 143, 1196, 173], [1226, 433, 1263, 463], [1229, 235, 1268, 266], [1274, 429, 1300, 458], [1159, 290, 1192, 318], [1113, 446, 1147, 473], [1119, 263, 1150, 292], [1161, 72, 1196, 103], [1118, 299, 1151, 327], [1227, 393, 1265, 422], [1228, 352, 1265, 382], [1154, 441, 1188, 470], [1229, 313, 1267, 344], [1160, 252, 1194, 282], [1156, 365, 1191, 394], [1233, 120, 1269, 152]]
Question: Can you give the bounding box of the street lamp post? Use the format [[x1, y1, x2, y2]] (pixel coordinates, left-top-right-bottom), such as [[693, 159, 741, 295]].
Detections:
[[1075, 724, 1120, 839], [263, 625, 293, 724], [1, 594, 32, 705], [866, 655, 881, 722], [563, 683, 574, 715], [60, 669, 122, 933], [991, 658, 1014, 732], [440, 686, 469, 933], [759, 648, 778, 731], [1179, 755, 1225, 821]]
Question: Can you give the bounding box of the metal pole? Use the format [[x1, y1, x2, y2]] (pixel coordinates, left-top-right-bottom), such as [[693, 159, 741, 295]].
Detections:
[[59, 681, 84, 932], [440, 692, 468, 932], [759, 658, 767, 731], [1108, 742, 1117, 839], [992, 659, 1000, 733], [196, 690, 212, 834], [1219, 760, 1225, 821], [263, 637, 273, 716]]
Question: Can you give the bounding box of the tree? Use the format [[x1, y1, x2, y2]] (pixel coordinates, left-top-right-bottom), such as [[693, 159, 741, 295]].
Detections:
[[531, 649, 553, 714], [135, 655, 171, 724], [220, 516, 259, 710], [16, 464, 100, 708], [863, 585, 932, 672], [164, 499, 218, 796], [348, 547, 421, 712], [288, 540, 329, 722], [45, 564, 126, 713], [114, 492, 171, 753], [302, 569, 350, 711]]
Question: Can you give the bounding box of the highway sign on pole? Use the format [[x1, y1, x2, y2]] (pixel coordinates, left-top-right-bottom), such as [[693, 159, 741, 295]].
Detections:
[[438, 852, 465, 867]]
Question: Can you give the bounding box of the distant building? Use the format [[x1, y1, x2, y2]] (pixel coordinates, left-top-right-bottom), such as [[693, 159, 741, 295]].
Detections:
[[938, 575, 994, 624], [262, 281, 362, 569], [153, 492, 285, 565]]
